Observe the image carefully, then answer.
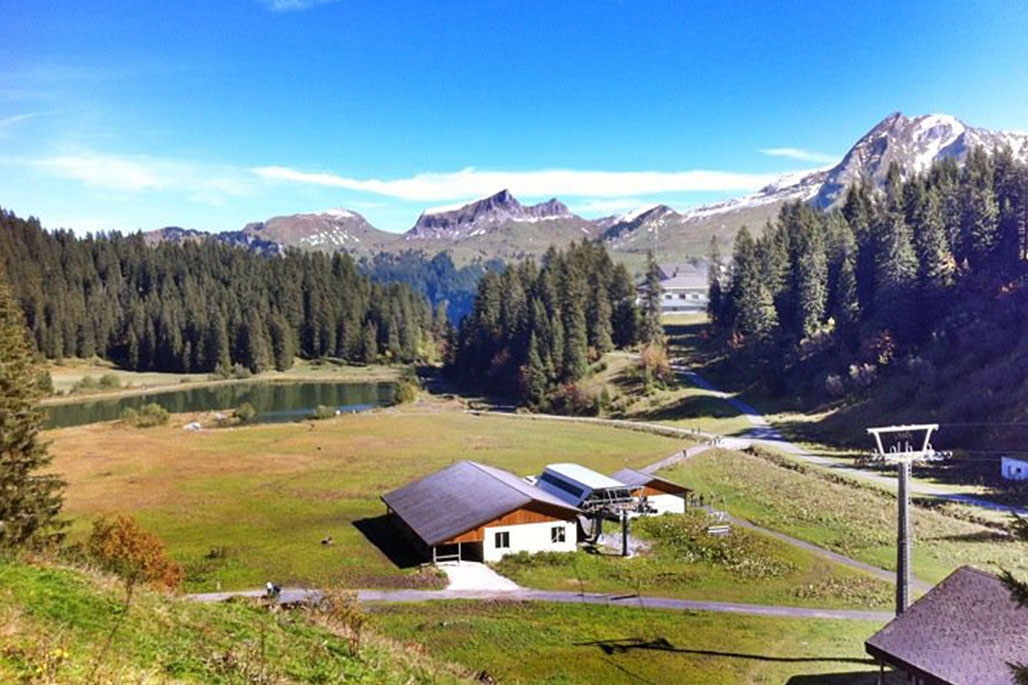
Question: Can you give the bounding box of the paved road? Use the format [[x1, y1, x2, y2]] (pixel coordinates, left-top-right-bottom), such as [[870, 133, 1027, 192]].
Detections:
[[188, 587, 892, 622], [677, 367, 1028, 517]]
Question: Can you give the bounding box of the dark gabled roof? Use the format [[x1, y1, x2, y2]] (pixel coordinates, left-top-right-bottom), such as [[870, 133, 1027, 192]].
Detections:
[[611, 468, 691, 494], [381, 461, 580, 547], [865, 566, 1028, 684]]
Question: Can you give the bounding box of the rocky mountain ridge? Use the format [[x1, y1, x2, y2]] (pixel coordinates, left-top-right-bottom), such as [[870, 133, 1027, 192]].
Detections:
[[141, 112, 1028, 264]]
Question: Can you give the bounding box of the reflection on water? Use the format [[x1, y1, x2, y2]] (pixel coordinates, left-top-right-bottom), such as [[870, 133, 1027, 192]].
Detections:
[[43, 381, 397, 430]]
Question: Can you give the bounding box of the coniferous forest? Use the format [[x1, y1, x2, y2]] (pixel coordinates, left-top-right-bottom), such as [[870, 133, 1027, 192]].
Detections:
[[709, 148, 1028, 407], [450, 241, 642, 407], [0, 209, 438, 374]]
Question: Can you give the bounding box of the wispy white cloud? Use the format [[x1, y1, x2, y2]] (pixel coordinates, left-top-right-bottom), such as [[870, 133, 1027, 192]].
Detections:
[[0, 111, 56, 136], [258, 0, 339, 12], [251, 165, 782, 202], [760, 147, 838, 164], [22, 151, 256, 204]]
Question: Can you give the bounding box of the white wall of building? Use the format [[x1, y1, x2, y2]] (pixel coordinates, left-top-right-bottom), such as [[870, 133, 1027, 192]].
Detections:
[[1002, 457, 1028, 481], [646, 494, 686, 515], [482, 519, 577, 562]]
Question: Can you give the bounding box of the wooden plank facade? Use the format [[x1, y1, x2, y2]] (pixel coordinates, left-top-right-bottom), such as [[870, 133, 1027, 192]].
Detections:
[[443, 502, 576, 544]]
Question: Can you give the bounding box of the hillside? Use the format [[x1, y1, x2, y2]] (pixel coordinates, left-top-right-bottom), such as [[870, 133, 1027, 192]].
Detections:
[[0, 557, 471, 683]]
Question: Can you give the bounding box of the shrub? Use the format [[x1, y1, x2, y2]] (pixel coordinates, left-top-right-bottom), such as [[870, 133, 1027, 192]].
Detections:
[[312, 404, 336, 420], [72, 376, 99, 393], [121, 403, 170, 428], [547, 383, 599, 416], [98, 372, 121, 389], [313, 588, 367, 656], [233, 402, 257, 423], [848, 362, 877, 388], [639, 343, 672, 388], [393, 380, 417, 404], [824, 373, 846, 398], [87, 515, 182, 592], [36, 370, 54, 395], [231, 363, 252, 380]]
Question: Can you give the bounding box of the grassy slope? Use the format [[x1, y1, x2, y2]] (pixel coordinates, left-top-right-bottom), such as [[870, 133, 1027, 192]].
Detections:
[[47, 411, 685, 592], [492, 514, 893, 610], [666, 448, 1028, 584], [0, 558, 471, 684], [371, 600, 897, 685]]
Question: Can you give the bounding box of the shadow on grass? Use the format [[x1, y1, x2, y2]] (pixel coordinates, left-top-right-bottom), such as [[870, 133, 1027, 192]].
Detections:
[[925, 529, 1013, 544], [573, 637, 875, 665], [352, 515, 425, 569]]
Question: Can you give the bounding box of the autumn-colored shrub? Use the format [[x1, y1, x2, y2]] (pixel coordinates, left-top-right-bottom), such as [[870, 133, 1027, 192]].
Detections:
[[87, 515, 182, 592]]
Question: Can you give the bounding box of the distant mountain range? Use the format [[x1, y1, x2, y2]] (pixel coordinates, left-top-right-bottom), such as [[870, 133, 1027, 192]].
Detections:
[[143, 112, 1028, 266]]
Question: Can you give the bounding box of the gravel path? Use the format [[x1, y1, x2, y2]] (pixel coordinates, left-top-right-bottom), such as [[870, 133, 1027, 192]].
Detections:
[[677, 367, 1028, 517], [187, 587, 892, 621]]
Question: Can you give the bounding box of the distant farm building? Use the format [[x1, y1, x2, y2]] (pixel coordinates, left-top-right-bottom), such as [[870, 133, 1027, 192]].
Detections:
[[1001, 456, 1028, 481], [611, 468, 691, 515], [865, 566, 1028, 684], [381, 461, 579, 563]]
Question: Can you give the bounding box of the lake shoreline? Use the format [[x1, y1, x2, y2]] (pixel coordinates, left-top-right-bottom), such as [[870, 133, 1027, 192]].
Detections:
[[41, 367, 403, 407]]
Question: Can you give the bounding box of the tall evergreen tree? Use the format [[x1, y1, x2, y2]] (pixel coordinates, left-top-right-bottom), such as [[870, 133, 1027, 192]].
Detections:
[[0, 268, 65, 548], [640, 251, 663, 344], [706, 236, 724, 326]]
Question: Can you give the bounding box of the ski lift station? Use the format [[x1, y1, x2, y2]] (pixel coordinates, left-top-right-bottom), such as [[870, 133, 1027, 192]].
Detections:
[[381, 460, 693, 564]]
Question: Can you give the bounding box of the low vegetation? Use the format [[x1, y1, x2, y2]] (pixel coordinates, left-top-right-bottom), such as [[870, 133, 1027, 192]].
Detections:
[[667, 447, 1028, 584], [0, 557, 473, 684], [494, 510, 892, 609], [119, 403, 170, 428]]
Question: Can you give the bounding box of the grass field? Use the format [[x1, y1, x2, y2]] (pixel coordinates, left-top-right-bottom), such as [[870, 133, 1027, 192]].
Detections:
[[492, 511, 893, 609], [665, 448, 1028, 584], [371, 600, 899, 685], [45, 358, 402, 403], [47, 411, 688, 592], [0, 558, 471, 684]]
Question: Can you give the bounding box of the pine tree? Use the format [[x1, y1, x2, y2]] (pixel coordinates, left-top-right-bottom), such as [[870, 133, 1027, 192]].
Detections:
[[729, 227, 778, 340], [640, 251, 663, 344], [361, 321, 378, 363], [522, 332, 548, 406], [872, 205, 918, 339], [959, 148, 1000, 271], [0, 268, 65, 548], [706, 236, 724, 326], [794, 221, 828, 339]]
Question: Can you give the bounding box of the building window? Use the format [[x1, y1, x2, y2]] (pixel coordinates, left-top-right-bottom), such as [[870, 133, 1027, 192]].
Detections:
[[551, 526, 566, 543], [494, 531, 510, 549]]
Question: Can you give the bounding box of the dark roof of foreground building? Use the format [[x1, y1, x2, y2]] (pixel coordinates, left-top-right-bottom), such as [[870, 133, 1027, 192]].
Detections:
[[611, 468, 691, 494], [381, 461, 580, 547], [865, 566, 1028, 684]]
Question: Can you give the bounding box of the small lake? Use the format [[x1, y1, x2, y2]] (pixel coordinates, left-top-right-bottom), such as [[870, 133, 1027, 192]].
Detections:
[[43, 381, 398, 430]]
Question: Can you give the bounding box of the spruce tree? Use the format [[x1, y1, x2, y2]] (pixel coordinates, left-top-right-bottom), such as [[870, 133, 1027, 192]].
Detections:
[[0, 268, 65, 548], [706, 236, 723, 326], [640, 251, 663, 344], [522, 332, 548, 406]]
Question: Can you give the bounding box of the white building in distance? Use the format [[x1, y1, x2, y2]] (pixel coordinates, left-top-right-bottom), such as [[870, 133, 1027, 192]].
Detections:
[[1001, 456, 1028, 481]]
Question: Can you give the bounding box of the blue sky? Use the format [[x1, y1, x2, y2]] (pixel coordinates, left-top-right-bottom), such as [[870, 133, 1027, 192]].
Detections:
[[2, 0, 1027, 234]]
